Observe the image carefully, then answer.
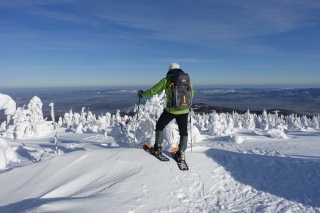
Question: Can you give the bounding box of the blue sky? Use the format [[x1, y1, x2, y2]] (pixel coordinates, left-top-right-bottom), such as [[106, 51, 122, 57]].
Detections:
[[0, 0, 320, 88]]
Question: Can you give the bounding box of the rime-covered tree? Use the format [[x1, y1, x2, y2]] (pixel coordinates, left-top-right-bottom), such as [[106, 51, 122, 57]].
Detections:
[[7, 96, 49, 139], [310, 116, 319, 129], [260, 110, 269, 130], [243, 109, 255, 130], [208, 112, 223, 136]]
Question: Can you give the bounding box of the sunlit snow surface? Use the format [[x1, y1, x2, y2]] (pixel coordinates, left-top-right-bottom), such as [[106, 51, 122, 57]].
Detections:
[[1, 92, 320, 212]]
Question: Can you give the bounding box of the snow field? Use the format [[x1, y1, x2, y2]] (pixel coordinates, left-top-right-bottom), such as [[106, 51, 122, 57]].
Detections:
[[2, 141, 319, 212], [1, 93, 320, 212]]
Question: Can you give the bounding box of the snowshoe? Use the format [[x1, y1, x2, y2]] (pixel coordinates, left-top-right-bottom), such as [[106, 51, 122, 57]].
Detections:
[[171, 147, 189, 171], [143, 144, 170, 161]]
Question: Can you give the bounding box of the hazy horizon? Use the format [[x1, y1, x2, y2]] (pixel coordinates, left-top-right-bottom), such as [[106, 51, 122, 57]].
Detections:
[[1, 83, 319, 91], [1, 87, 320, 123]]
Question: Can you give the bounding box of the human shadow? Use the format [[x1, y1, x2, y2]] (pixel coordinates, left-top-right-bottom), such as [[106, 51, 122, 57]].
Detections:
[[0, 197, 81, 213], [205, 148, 320, 208]]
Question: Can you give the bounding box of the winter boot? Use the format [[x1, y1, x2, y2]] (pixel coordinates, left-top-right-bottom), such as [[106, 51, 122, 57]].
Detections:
[[175, 150, 186, 162], [153, 143, 163, 156], [176, 136, 188, 162], [152, 130, 164, 156]]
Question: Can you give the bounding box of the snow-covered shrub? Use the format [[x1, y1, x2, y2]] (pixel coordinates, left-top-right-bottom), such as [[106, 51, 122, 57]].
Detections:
[[74, 123, 84, 133], [260, 110, 269, 130], [228, 135, 246, 144], [4, 96, 50, 139], [134, 115, 156, 145], [115, 110, 121, 125], [58, 117, 63, 127], [310, 116, 319, 129], [163, 121, 179, 148], [268, 128, 289, 139], [233, 112, 243, 129], [0, 138, 20, 169], [197, 113, 209, 131], [80, 107, 87, 125], [286, 114, 304, 130], [105, 112, 111, 127], [301, 115, 310, 129], [208, 112, 223, 136], [0, 121, 6, 131], [243, 110, 255, 130], [14, 122, 29, 139], [223, 115, 236, 135], [189, 124, 202, 144], [127, 91, 167, 146], [208, 112, 236, 136], [63, 109, 73, 128]]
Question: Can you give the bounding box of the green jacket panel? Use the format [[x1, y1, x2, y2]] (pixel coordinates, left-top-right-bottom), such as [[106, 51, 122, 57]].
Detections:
[[142, 76, 194, 115]]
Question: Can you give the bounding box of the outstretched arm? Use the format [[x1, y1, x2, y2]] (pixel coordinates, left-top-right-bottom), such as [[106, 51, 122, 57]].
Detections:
[[140, 78, 167, 98]]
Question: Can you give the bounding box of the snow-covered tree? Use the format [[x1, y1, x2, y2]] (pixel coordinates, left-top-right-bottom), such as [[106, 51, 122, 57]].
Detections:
[[208, 112, 223, 136], [301, 115, 310, 129], [260, 110, 269, 130], [243, 109, 255, 130], [310, 116, 319, 129], [223, 115, 235, 135], [6, 96, 49, 139]]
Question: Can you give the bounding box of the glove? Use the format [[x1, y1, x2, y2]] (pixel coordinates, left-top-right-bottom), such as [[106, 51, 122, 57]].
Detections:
[[138, 90, 144, 98]]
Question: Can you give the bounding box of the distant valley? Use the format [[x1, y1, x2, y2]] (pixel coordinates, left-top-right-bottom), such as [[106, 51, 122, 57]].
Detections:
[[1, 87, 319, 122]]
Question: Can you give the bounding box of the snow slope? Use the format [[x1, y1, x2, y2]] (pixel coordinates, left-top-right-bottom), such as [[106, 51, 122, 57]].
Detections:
[[1, 92, 320, 212], [1, 127, 320, 213]]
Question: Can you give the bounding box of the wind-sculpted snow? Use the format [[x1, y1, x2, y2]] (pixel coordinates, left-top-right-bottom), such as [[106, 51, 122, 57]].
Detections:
[[0, 149, 144, 213], [0, 138, 19, 169], [205, 149, 320, 210], [2, 145, 319, 213], [0, 93, 16, 116]]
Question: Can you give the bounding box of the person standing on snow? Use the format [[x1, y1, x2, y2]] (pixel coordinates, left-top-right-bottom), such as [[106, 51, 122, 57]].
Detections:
[[137, 63, 194, 162]]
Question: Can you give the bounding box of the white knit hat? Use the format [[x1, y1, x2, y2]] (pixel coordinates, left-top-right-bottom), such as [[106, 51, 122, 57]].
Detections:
[[168, 63, 180, 71]]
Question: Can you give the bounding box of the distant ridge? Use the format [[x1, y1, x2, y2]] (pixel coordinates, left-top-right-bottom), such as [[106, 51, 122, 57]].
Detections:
[[192, 103, 308, 117]]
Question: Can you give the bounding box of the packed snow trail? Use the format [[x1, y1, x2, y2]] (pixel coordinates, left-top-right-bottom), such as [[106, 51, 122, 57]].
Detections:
[[1, 146, 319, 213]]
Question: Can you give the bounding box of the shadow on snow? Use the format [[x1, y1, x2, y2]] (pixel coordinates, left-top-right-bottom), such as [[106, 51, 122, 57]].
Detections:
[[205, 148, 320, 208], [0, 197, 82, 213]]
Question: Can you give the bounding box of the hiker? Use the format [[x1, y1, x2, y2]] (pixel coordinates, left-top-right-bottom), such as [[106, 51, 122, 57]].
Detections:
[[119, 122, 124, 132], [137, 63, 194, 162]]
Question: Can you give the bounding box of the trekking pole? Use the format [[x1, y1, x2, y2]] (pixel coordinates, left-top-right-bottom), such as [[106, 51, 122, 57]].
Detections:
[[134, 97, 141, 148], [137, 97, 141, 121], [190, 108, 193, 153]]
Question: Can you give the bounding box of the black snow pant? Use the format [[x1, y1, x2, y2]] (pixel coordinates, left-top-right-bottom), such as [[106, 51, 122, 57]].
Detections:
[[156, 109, 188, 136], [155, 109, 189, 151]]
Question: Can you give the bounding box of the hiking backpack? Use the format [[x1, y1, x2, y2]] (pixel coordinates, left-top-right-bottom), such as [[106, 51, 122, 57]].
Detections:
[[167, 69, 192, 110]]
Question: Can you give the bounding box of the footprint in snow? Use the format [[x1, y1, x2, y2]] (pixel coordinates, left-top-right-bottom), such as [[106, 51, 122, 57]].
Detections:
[[189, 181, 204, 198], [141, 184, 148, 194], [175, 191, 189, 203], [192, 173, 200, 180]]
